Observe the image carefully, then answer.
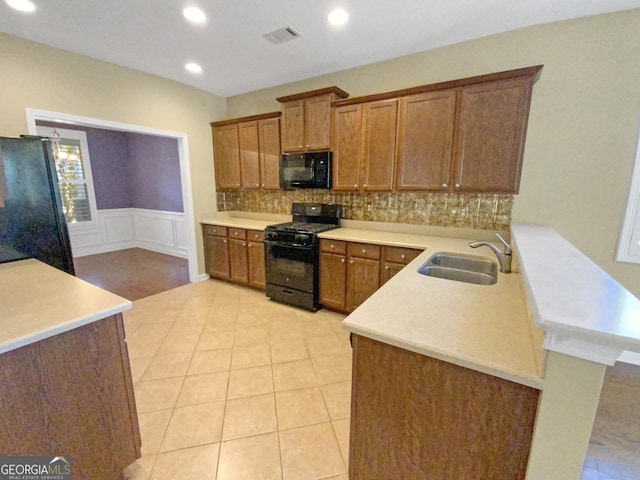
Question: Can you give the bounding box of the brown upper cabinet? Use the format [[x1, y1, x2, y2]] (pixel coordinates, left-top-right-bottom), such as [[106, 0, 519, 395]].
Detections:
[[452, 77, 532, 193], [211, 112, 281, 191], [333, 65, 542, 194], [277, 87, 349, 153], [395, 90, 457, 191], [332, 99, 398, 191]]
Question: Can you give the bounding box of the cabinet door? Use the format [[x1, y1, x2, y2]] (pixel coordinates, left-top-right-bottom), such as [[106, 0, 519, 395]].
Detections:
[[453, 78, 532, 193], [361, 99, 398, 191], [347, 256, 380, 312], [332, 104, 362, 191], [304, 94, 333, 151], [258, 118, 281, 190], [238, 121, 260, 189], [205, 234, 230, 280], [247, 230, 266, 290], [281, 100, 305, 152], [396, 90, 457, 191], [380, 262, 405, 286], [212, 124, 241, 189], [319, 252, 347, 311], [229, 238, 249, 284]]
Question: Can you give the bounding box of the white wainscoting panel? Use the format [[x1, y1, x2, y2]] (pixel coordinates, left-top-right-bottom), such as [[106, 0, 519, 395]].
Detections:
[[71, 208, 187, 259]]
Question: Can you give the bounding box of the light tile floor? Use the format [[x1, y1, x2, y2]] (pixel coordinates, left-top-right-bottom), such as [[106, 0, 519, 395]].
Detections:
[[123, 279, 351, 480], [121, 278, 639, 480]]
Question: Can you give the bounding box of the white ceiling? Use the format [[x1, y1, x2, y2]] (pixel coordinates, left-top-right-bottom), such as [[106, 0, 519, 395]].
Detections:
[[1, 0, 637, 97]]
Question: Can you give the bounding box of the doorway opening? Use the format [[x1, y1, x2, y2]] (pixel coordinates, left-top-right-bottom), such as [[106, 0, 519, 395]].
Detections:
[[25, 108, 199, 284]]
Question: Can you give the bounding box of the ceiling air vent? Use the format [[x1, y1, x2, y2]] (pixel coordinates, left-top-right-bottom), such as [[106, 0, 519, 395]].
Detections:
[[263, 26, 301, 45]]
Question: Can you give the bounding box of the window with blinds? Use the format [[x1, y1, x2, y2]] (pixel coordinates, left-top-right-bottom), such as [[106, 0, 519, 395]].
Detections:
[[54, 138, 93, 223]]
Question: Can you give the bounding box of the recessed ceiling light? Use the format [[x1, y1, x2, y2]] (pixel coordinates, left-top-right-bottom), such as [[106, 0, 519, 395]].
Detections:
[[6, 0, 36, 12], [328, 8, 348, 26], [185, 63, 202, 74], [183, 6, 206, 23]]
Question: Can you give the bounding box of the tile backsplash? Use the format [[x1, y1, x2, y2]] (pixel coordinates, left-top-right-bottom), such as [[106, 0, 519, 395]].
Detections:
[[217, 191, 513, 230]]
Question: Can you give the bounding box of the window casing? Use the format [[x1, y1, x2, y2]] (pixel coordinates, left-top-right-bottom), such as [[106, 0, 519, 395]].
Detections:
[[617, 125, 640, 263]]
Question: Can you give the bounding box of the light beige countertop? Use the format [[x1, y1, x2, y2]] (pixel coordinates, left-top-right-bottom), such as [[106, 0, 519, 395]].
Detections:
[[318, 228, 431, 249], [200, 211, 289, 230], [0, 259, 132, 355], [512, 224, 640, 364], [341, 235, 545, 389]]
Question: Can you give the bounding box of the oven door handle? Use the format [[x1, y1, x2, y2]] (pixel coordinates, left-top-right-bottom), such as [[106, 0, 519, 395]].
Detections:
[[264, 239, 313, 250]]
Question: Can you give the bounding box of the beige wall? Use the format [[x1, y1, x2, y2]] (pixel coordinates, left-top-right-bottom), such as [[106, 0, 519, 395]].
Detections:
[[227, 9, 640, 297], [0, 33, 228, 274]]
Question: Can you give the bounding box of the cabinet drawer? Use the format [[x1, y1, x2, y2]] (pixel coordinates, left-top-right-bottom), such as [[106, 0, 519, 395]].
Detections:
[[384, 246, 422, 265], [248, 230, 265, 243], [229, 228, 247, 240], [320, 239, 347, 255], [204, 225, 227, 237], [349, 242, 381, 260]]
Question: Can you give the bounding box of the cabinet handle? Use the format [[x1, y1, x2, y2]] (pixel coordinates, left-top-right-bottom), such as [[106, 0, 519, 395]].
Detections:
[[441, 183, 448, 190], [243, 242, 246, 247], [455, 183, 461, 190], [385, 265, 389, 270], [354, 184, 358, 189], [401, 254, 406, 259], [223, 239, 227, 243], [362, 249, 366, 254], [350, 260, 353, 264], [341, 258, 345, 263], [261, 184, 265, 187], [363, 184, 367, 188]]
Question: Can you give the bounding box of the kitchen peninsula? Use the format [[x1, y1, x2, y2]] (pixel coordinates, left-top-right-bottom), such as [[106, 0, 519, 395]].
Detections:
[[200, 212, 640, 480], [0, 259, 140, 479]]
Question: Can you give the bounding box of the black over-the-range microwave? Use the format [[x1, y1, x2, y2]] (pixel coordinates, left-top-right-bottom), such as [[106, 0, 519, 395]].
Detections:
[[279, 151, 332, 189]]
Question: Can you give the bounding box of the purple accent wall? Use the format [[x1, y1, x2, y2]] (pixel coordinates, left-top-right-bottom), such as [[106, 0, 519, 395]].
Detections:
[[88, 128, 132, 210], [37, 122, 183, 212], [127, 134, 183, 212]]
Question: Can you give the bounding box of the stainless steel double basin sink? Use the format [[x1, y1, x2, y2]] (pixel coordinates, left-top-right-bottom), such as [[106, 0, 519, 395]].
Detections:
[[417, 251, 498, 285]]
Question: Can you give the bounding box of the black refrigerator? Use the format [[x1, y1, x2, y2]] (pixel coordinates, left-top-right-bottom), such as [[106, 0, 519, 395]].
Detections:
[[0, 136, 75, 275]]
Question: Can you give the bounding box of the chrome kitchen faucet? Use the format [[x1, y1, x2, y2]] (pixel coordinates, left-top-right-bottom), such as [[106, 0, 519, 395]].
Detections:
[[469, 233, 512, 273]]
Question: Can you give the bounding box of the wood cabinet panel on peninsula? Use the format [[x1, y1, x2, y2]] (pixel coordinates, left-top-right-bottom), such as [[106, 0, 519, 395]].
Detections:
[[349, 335, 539, 480], [211, 112, 281, 191], [277, 87, 349, 153], [0, 314, 141, 478]]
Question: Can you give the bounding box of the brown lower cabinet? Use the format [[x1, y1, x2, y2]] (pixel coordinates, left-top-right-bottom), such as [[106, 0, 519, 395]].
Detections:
[[320, 239, 423, 313], [350, 335, 539, 480], [203, 225, 265, 290], [0, 314, 141, 478], [380, 245, 422, 286], [247, 230, 266, 289]]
